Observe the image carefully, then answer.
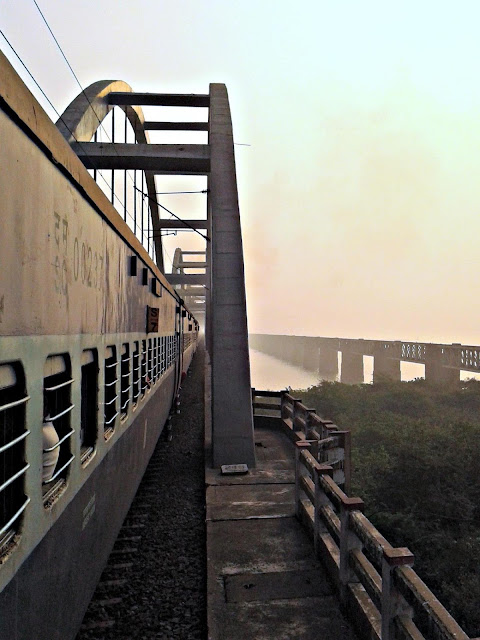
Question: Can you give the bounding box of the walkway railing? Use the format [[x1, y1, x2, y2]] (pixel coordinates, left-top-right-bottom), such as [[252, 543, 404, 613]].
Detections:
[[295, 441, 470, 640], [281, 392, 350, 492]]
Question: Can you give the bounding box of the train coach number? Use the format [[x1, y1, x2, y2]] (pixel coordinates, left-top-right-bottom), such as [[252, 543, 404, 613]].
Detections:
[[73, 238, 104, 291], [146, 306, 159, 333]]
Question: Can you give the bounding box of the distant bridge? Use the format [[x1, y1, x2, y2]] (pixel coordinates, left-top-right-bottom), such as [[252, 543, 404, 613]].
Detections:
[[249, 334, 480, 384]]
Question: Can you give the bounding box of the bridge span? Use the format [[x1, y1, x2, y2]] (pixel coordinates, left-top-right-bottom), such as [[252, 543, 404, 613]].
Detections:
[[250, 333, 480, 384]]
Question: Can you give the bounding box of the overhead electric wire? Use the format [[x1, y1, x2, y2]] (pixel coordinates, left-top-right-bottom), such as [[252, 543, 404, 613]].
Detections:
[[0, 29, 148, 254], [29, 0, 165, 261], [31, 0, 151, 237], [133, 186, 210, 242], [5, 5, 209, 262], [32, 0, 120, 151]]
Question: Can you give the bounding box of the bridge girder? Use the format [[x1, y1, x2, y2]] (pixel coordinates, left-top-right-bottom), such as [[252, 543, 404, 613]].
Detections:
[[59, 80, 256, 468], [56, 80, 164, 271]]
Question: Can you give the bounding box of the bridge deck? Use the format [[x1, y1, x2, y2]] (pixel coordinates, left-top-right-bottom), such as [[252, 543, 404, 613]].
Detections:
[[205, 423, 357, 639]]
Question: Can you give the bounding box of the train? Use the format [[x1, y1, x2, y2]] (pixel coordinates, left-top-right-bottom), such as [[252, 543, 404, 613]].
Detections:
[[0, 50, 199, 639]]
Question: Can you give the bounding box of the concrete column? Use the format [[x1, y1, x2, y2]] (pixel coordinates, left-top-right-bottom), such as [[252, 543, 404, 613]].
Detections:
[[340, 351, 364, 384], [373, 355, 401, 382], [209, 83, 256, 468], [425, 345, 459, 385], [302, 338, 321, 372], [319, 347, 338, 380], [285, 337, 299, 366]]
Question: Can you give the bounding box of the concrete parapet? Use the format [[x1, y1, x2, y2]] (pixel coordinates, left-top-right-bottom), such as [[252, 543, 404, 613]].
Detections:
[[340, 351, 364, 384]]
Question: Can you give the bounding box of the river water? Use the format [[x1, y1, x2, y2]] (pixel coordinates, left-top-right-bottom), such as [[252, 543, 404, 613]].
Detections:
[[248, 349, 471, 391], [249, 349, 325, 391]]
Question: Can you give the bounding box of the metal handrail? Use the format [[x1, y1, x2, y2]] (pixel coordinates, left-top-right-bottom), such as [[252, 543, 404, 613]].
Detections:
[[49, 404, 75, 422], [0, 497, 31, 537], [44, 379, 74, 392], [44, 455, 75, 484], [0, 430, 30, 454], [104, 411, 119, 426], [43, 428, 75, 452], [0, 395, 30, 413], [0, 463, 30, 493]]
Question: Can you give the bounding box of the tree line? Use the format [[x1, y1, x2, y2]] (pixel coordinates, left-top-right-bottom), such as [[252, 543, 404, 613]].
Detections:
[[294, 378, 480, 637]]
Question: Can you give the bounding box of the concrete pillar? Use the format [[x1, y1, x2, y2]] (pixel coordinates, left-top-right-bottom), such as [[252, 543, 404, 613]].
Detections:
[[341, 351, 364, 384], [302, 339, 321, 372], [425, 345, 459, 385], [209, 83, 256, 468], [289, 338, 302, 366], [373, 355, 401, 382], [319, 347, 338, 380]]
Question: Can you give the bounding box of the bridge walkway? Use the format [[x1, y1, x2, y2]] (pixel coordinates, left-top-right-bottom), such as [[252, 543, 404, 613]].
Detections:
[[205, 418, 357, 639]]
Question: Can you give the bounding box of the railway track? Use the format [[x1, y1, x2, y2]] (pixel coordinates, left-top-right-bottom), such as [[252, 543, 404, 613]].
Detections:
[[76, 348, 206, 640]]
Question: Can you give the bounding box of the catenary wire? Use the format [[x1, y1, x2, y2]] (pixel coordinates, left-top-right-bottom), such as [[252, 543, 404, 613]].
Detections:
[[0, 29, 151, 254], [30, 0, 156, 249], [133, 186, 210, 242]]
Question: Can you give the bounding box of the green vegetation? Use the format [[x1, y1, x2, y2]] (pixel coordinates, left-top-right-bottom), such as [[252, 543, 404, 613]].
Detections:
[[293, 378, 480, 637]]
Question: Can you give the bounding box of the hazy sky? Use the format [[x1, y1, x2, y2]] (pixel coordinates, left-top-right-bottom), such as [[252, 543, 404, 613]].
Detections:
[[3, 0, 480, 344]]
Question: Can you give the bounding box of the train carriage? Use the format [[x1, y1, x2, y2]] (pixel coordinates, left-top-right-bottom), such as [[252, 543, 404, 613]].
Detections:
[[0, 50, 199, 639]]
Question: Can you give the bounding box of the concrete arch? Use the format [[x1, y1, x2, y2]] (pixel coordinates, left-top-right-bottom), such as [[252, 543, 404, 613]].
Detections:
[[56, 80, 163, 271]]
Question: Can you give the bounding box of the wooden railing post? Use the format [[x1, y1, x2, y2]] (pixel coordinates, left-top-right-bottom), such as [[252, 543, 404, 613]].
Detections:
[[294, 441, 311, 519], [313, 464, 333, 558], [280, 391, 289, 420], [339, 496, 365, 604], [292, 400, 302, 432], [381, 547, 414, 640], [330, 430, 352, 494], [341, 430, 351, 494], [305, 408, 317, 446]]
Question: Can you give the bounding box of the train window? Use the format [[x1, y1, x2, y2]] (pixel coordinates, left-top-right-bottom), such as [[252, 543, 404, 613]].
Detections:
[[140, 340, 147, 398], [132, 342, 140, 406], [160, 337, 165, 375], [0, 363, 30, 553], [104, 346, 118, 437], [120, 344, 131, 420], [152, 338, 158, 383], [147, 339, 153, 387], [43, 354, 75, 502], [80, 350, 98, 464]]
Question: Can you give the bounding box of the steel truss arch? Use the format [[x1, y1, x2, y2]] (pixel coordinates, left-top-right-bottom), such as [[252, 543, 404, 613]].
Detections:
[[56, 80, 163, 271]]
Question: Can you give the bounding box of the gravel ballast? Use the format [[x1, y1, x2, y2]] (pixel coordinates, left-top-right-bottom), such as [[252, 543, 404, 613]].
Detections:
[[77, 345, 206, 640]]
